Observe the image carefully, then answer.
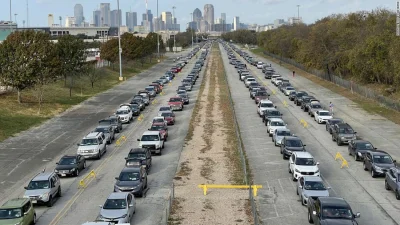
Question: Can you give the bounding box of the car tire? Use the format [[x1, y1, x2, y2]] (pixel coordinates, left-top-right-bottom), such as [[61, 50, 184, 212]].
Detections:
[[301, 196, 305, 205], [138, 189, 144, 197], [75, 169, 79, 177], [337, 139, 342, 146], [57, 187, 62, 197], [283, 154, 286, 160], [396, 190, 400, 200], [292, 172, 296, 181], [47, 196, 53, 207], [385, 180, 390, 190], [164, 136, 168, 142], [308, 211, 314, 224], [331, 135, 335, 142], [296, 188, 299, 195], [371, 169, 376, 178], [288, 165, 292, 173], [32, 213, 36, 225], [83, 161, 86, 169], [363, 162, 368, 171], [354, 153, 358, 161], [97, 152, 101, 160]]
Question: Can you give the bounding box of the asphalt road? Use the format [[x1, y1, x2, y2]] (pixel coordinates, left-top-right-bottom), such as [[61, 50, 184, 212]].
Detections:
[[220, 44, 400, 225], [0, 49, 208, 225]]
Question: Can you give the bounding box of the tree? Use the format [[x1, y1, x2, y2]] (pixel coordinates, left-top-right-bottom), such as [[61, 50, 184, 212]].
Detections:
[[100, 38, 119, 68], [56, 35, 87, 97], [84, 61, 102, 88], [0, 30, 42, 103]]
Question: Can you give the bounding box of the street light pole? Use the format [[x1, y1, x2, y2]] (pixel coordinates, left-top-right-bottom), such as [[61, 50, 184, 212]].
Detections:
[[9, 0, 12, 32], [297, 5, 300, 23], [14, 14, 17, 25], [157, 0, 160, 60], [172, 6, 176, 54], [117, 0, 123, 80], [190, 13, 193, 51]]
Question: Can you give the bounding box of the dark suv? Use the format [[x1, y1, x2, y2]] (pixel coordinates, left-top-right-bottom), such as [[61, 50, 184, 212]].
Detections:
[[280, 136, 306, 159], [348, 140, 376, 161], [125, 148, 152, 172], [385, 167, 400, 199], [325, 118, 343, 134], [294, 91, 308, 105], [331, 123, 357, 146], [363, 150, 396, 178], [55, 155, 86, 177], [300, 96, 314, 111]]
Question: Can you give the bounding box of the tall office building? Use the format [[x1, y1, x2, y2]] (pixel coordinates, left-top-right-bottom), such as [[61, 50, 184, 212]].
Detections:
[[221, 13, 226, 23], [193, 8, 202, 22], [233, 16, 240, 30], [126, 11, 137, 31], [153, 17, 163, 32], [93, 10, 101, 26], [100, 3, 111, 26], [74, 4, 84, 26], [141, 10, 153, 31], [48, 14, 54, 27], [161, 11, 173, 28], [110, 9, 121, 27], [204, 4, 214, 30], [65, 16, 76, 27]]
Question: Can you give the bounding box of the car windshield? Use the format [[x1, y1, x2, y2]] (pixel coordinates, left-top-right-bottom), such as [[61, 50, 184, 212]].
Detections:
[[128, 152, 146, 158], [95, 127, 109, 133], [119, 171, 140, 181], [160, 107, 170, 111], [330, 120, 342, 125], [169, 98, 181, 102], [319, 112, 330, 116], [179, 95, 187, 98], [110, 118, 118, 123], [80, 138, 98, 145], [295, 157, 315, 166], [116, 110, 128, 115], [286, 140, 303, 147], [150, 125, 164, 131], [161, 113, 173, 117], [257, 92, 268, 96], [304, 181, 326, 191], [271, 121, 285, 126], [286, 87, 294, 90], [261, 103, 274, 108], [267, 111, 280, 116], [297, 93, 306, 97], [58, 157, 77, 165], [311, 104, 322, 109], [178, 91, 186, 95], [353, 142, 374, 151], [0, 208, 22, 219], [322, 206, 353, 220], [277, 130, 291, 136], [153, 118, 164, 123], [27, 180, 50, 190], [141, 135, 159, 141], [373, 155, 393, 164], [103, 199, 127, 210], [145, 87, 154, 91], [339, 127, 354, 134]]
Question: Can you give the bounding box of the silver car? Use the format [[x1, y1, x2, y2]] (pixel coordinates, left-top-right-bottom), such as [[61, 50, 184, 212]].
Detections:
[[98, 192, 136, 223], [297, 176, 330, 206], [23, 171, 61, 207], [272, 128, 291, 146]]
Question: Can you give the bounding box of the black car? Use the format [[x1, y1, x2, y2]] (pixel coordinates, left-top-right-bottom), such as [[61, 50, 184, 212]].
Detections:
[[294, 91, 308, 105], [99, 116, 122, 133], [130, 99, 145, 111], [325, 118, 344, 134], [55, 155, 86, 177], [262, 109, 283, 124], [280, 136, 306, 159], [348, 140, 376, 161], [308, 197, 360, 225], [288, 91, 297, 101], [125, 148, 152, 172], [363, 150, 396, 178], [300, 96, 314, 111]]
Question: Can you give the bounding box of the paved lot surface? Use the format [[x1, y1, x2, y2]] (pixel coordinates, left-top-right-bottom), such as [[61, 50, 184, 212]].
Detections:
[[0, 49, 208, 225], [220, 44, 400, 225]]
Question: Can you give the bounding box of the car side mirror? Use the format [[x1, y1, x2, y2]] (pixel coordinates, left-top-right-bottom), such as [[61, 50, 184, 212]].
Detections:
[[56, 162, 59, 165], [124, 157, 128, 160], [374, 147, 377, 150], [99, 205, 103, 208], [274, 106, 277, 108], [354, 132, 357, 134], [355, 212, 361, 218], [303, 144, 306, 146], [76, 143, 80, 146], [148, 129, 151, 131], [327, 187, 331, 189], [24, 187, 28, 190], [137, 139, 140, 141]]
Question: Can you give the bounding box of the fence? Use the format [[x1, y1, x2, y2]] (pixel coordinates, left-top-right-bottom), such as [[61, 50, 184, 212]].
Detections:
[[262, 51, 400, 111]]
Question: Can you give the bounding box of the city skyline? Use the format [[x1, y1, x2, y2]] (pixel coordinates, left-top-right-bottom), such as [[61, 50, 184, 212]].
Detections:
[[2, 0, 394, 31]]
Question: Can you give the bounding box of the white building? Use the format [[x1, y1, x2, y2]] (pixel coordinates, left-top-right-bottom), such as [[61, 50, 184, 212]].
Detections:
[[65, 17, 76, 27], [233, 16, 240, 31], [288, 17, 302, 25], [48, 14, 54, 27], [274, 19, 286, 28]]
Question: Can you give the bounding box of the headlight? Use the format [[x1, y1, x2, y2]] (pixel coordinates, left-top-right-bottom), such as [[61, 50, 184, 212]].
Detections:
[[304, 194, 308, 198], [341, 136, 346, 140], [71, 168, 76, 172], [118, 214, 128, 219], [156, 145, 160, 148], [315, 170, 320, 173], [295, 169, 300, 173], [98, 215, 105, 220], [40, 193, 49, 199], [357, 152, 362, 156], [374, 165, 383, 171], [54, 169, 59, 173]]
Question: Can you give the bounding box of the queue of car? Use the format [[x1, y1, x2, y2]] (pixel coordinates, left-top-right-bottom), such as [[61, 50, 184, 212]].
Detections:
[[223, 41, 364, 225], [0, 44, 211, 225]]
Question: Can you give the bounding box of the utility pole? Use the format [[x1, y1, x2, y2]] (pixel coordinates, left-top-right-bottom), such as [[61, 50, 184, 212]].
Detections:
[[297, 5, 300, 23], [397, 1, 400, 36], [157, 0, 160, 60], [23, 20, 25, 28], [117, 0, 123, 81], [191, 13, 193, 51], [9, 0, 12, 32], [14, 14, 18, 25], [26, 0, 29, 27], [172, 6, 176, 54]]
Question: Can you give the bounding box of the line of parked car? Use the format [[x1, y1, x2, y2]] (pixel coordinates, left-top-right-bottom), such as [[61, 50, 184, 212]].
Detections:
[[0, 44, 212, 225], [223, 41, 365, 225]]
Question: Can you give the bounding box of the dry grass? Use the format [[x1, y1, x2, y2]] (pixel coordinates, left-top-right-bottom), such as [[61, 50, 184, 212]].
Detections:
[[0, 59, 161, 141], [175, 160, 192, 178], [168, 197, 184, 225], [198, 157, 216, 181], [251, 48, 400, 125], [203, 199, 214, 210]]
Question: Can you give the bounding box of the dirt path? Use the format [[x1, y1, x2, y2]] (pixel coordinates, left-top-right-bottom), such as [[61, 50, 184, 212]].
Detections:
[[169, 44, 252, 225]]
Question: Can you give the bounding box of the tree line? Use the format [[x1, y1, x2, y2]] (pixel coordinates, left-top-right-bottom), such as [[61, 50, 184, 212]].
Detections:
[[222, 9, 400, 90], [166, 28, 209, 49], [0, 30, 166, 112], [221, 29, 257, 45]]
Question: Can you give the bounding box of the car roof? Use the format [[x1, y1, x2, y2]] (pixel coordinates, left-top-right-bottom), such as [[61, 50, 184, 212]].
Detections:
[[294, 151, 313, 158], [276, 127, 290, 132], [269, 118, 284, 122], [142, 131, 160, 135], [1, 198, 30, 208], [153, 116, 165, 119], [318, 197, 349, 207], [129, 148, 147, 153], [284, 136, 302, 141], [32, 172, 54, 181], [336, 123, 352, 128], [107, 192, 129, 199], [118, 106, 130, 110], [121, 166, 141, 173], [353, 140, 372, 144], [317, 110, 329, 113], [161, 111, 173, 114], [152, 122, 165, 126], [85, 132, 102, 138], [303, 176, 323, 182], [61, 155, 78, 159], [260, 99, 273, 103], [369, 150, 389, 156]]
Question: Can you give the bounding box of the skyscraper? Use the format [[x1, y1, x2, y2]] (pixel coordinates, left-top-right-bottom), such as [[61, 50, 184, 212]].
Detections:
[[126, 11, 137, 31], [233, 16, 240, 31], [193, 8, 202, 22], [74, 4, 84, 26], [110, 9, 121, 27], [48, 14, 54, 27], [65, 17, 76, 27], [100, 3, 111, 26], [93, 10, 101, 26], [221, 13, 226, 24], [161, 11, 173, 28], [204, 4, 214, 31]]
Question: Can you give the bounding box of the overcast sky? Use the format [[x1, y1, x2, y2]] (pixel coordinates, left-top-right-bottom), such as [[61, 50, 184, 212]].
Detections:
[[2, 0, 395, 29]]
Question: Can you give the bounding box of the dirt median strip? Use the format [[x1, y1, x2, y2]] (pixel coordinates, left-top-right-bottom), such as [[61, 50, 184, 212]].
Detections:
[[169, 43, 252, 225]]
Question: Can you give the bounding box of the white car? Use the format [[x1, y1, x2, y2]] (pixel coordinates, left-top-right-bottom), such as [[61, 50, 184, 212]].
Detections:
[[257, 62, 264, 69], [284, 86, 295, 96], [272, 128, 291, 146], [245, 78, 256, 87], [289, 152, 320, 181], [240, 72, 250, 80], [272, 77, 283, 85], [115, 106, 133, 124], [314, 110, 333, 124], [137, 131, 164, 155], [257, 100, 275, 116], [266, 118, 287, 137], [271, 75, 281, 83]]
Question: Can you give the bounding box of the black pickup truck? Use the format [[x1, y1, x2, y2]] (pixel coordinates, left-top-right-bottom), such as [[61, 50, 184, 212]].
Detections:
[[307, 197, 360, 225]]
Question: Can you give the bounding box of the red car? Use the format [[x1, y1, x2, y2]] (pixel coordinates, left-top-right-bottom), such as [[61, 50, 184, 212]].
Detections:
[[160, 111, 176, 125], [255, 91, 270, 104], [171, 67, 181, 73], [149, 83, 161, 93], [149, 122, 168, 141], [168, 97, 184, 111]]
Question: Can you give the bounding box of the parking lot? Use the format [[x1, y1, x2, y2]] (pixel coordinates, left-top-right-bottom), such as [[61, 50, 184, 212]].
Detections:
[[220, 43, 400, 225]]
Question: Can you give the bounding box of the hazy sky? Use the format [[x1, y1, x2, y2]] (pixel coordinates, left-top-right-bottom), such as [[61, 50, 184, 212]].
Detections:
[[2, 0, 395, 29]]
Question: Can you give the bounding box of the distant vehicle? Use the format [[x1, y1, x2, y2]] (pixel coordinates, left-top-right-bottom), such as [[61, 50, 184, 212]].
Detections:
[[325, 118, 343, 134], [289, 152, 320, 181], [348, 140, 376, 161], [168, 97, 184, 111], [93, 125, 115, 144], [125, 148, 152, 172], [307, 197, 360, 224], [314, 110, 332, 124], [115, 106, 133, 124], [97, 192, 135, 223], [0, 198, 36, 225], [385, 167, 400, 200], [272, 128, 291, 146], [77, 132, 107, 159], [149, 122, 168, 141], [280, 136, 306, 159], [266, 118, 287, 137], [99, 116, 122, 133], [114, 167, 148, 197], [331, 123, 357, 146], [55, 155, 86, 177], [137, 131, 164, 155], [297, 176, 330, 206], [23, 170, 61, 207], [363, 150, 396, 178]]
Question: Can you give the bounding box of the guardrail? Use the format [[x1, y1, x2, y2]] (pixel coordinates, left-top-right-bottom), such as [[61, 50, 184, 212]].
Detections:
[[198, 184, 263, 197], [115, 135, 127, 147], [300, 119, 308, 128], [335, 152, 349, 168], [78, 170, 96, 188]]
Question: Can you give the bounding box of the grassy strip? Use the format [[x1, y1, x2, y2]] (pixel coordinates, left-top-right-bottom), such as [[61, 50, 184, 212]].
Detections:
[[0, 59, 162, 141], [251, 48, 400, 125]]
